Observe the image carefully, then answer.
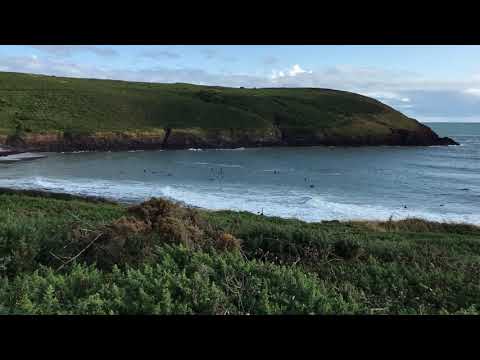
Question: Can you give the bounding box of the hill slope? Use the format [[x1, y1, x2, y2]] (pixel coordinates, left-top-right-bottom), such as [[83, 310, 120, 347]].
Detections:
[[0, 71, 457, 151]]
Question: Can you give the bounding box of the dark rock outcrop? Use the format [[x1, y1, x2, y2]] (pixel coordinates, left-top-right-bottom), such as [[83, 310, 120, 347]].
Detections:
[[1, 123, 458, 153]]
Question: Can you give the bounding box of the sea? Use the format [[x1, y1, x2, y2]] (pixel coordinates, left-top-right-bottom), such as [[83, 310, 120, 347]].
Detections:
[[0, 123, 479, 224]]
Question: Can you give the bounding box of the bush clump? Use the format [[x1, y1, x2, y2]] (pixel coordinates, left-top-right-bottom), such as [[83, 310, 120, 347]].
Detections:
[[59, 198, 242, 270], [0, 246, 360, 315], [333, 239, 363, 260]]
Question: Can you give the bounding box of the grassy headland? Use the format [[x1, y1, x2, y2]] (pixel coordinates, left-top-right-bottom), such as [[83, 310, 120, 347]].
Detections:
[[0, 189, 478, 315], [0, 71, 456, 151]]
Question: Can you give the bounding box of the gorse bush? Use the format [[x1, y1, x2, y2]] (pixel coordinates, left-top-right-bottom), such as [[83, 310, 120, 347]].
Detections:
[[0, 246, 360, 315], [56, 198, 242, 270], [333, 239, 363, 260], [0, 193, 124, 276]]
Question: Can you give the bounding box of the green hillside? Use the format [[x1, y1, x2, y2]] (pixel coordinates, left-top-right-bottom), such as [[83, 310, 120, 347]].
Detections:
[[0, 71, 415, 134], [0, 71, 457, 150]]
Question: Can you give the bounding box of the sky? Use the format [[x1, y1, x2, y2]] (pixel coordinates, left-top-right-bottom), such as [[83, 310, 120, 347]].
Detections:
[[1, 45, 479, 122]]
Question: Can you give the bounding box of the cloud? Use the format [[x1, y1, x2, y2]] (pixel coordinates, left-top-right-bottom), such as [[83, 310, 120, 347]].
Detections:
[[29, 45, 118, 57], [464, 88, 480, 97], [271, 64, 312, 79], [0, 55, 110, 79], [0, 55, 263, 88], [289, 64, 311, 76], [361, 91, 404, 101]]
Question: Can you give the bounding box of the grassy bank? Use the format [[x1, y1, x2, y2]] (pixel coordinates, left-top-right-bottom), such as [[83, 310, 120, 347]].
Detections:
[[0, 189, 479, 314], [0, 71, 407, 134]]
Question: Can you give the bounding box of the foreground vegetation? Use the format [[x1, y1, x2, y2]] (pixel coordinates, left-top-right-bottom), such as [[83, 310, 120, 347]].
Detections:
[[0, 190, 479, 315]]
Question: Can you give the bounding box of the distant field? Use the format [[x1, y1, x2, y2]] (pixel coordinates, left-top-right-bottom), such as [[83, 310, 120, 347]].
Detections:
[[0, 71, 417, 136]]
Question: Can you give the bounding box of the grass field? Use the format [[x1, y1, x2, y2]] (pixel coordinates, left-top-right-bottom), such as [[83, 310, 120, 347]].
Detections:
[[0, 71, 418, 137], [0, 190, 478, 315]]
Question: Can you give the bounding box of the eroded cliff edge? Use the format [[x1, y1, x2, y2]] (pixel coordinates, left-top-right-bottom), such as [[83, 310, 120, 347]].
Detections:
[[0, 123, 458, 153]]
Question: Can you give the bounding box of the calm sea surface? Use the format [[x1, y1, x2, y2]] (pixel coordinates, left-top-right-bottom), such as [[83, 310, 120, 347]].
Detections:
[[1, 122, 479, 224]]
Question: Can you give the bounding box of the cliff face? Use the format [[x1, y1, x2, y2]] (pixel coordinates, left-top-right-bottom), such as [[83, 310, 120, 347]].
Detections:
[[3, 123, 457, 153]]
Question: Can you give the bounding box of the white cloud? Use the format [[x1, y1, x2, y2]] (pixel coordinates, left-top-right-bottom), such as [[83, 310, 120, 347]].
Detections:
[[464, 88, 480, 96], [272, 64, 312, 79], [271, 70, 284, 79], [289, 64, 311, 76], [362, 91, 403, 100]]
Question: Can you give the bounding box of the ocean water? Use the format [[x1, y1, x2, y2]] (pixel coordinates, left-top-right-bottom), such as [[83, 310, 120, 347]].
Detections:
[[0, 122, 479, 224]]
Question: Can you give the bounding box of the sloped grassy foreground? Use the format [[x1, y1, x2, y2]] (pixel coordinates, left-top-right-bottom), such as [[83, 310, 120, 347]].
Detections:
[[0, 190, 479, 315]]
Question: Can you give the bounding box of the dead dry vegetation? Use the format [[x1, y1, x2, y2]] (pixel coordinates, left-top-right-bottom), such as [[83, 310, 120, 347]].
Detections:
[[352, 218, 480, 235], [54, 198, 241, 270]]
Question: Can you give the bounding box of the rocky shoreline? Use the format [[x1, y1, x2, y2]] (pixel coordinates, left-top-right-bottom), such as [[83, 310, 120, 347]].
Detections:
[[0, 124, 459, 154]]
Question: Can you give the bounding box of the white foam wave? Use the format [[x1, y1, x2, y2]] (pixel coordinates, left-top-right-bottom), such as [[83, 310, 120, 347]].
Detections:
[[0, 176, 160, 203], [187, 147, 247, 152], [1, 177, 479, 225], [61, 150, 93, 154], [160, 185, 480, 225], [192, 162, 243, 168], [214, 147, 246, 151]]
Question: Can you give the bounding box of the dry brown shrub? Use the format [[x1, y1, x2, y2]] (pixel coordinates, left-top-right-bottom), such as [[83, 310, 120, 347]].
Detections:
[[154, 216, 205, 248], [354, 217, 480, 235], [62, 198, 242, 269], [214, 232, 242, 252]]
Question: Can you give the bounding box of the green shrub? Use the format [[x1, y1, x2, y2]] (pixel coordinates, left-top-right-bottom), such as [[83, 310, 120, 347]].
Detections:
[[333, 239, 363, 260], [0, 246, 360, 315]]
